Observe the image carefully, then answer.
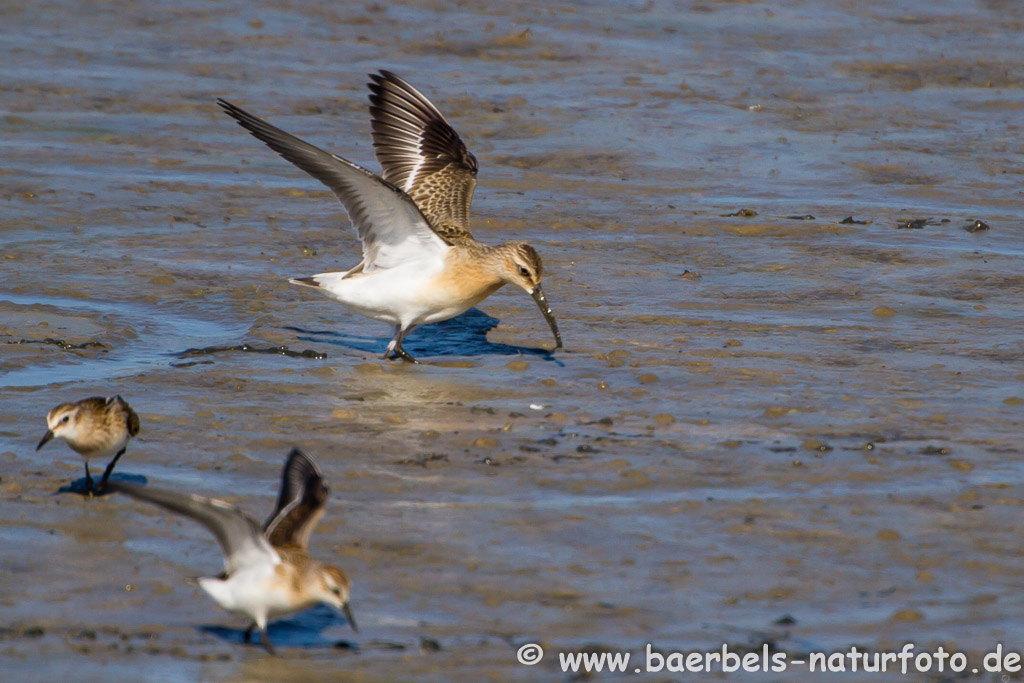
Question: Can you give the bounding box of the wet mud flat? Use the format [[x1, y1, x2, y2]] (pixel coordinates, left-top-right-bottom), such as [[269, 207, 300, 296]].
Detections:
[[3, 0, 1024, 681]]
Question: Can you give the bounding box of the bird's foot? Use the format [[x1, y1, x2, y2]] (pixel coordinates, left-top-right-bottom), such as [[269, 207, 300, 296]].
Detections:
[[393, 347, 419, 364]]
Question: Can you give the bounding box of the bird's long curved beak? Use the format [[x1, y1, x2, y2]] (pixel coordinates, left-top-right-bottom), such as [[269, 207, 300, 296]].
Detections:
[[531, 285, 563, 350], [36, 430, 54, 451], [342, 602, 359, 633]]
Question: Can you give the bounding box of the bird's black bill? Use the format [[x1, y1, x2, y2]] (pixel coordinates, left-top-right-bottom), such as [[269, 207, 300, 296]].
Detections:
[[531, 285, 563, 349], [343, 602, 359, 633], [36, 430, 54, 451]]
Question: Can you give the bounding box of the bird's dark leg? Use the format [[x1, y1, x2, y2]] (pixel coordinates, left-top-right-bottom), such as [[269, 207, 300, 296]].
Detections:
[[83, 462, 95, 498], [243, 622, 256, 644], [260, 628, 276, 655], [96, 447, 126, 493], [381, 325, 399, 360], [383, 325, 419, 364]]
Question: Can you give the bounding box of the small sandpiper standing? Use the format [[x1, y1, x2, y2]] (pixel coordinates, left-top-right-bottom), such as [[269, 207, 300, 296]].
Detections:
[[109, 448, 356, 654], [218, 70, 563, 363], [36, 395, 140, 496]]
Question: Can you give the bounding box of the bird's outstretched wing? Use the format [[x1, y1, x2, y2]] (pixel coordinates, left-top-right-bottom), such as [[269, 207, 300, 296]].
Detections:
[[368, 70, 478, 241], [219, 99, 448, 271], [263, 448, 329, 550], [109, 482, 279, 575]]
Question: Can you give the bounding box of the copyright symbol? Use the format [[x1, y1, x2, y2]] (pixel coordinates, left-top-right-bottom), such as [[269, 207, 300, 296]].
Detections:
[[517, 642, 544, 665]]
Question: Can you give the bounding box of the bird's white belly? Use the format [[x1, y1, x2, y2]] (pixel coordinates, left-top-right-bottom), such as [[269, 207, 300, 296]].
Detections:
[[310, 261, 473, 327], [199, 564, 295, 623], [73, 434, 129, 462]]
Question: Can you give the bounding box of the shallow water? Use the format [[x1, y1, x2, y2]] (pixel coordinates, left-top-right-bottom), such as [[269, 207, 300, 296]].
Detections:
[[3, 0, 1024, 681]]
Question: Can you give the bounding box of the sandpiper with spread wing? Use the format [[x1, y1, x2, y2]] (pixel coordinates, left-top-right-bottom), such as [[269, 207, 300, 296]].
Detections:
[[218, 70, 562, 363], [36, 395, 140, 496], [109, 448, 356, 654]]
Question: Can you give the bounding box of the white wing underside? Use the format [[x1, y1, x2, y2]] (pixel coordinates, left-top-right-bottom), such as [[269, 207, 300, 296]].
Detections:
[[217, 100, 448, 273], [109, 482, 281, 576], [345, 172, 446, 272]]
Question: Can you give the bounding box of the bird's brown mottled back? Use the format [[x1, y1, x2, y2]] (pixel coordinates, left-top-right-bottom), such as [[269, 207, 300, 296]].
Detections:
[[368, 70, 478, 242]]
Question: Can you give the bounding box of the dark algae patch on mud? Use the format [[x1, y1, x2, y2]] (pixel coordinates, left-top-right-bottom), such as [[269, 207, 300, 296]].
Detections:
[[177, 344, 327, 360]]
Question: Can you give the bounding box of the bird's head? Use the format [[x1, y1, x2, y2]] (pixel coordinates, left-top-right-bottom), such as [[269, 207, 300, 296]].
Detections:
[[37, 403, 83, 451], [320, 565, 358, 632], [498, 242, 562, 349]]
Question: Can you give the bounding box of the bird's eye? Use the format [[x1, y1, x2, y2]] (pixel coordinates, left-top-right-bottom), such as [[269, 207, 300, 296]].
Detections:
[[331, 587, 341, 596], [518, 266, 530, 277], [61, 415, 70, 423]]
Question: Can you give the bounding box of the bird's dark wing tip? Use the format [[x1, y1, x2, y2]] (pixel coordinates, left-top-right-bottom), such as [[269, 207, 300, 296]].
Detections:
[[127, 410, 141, 437], [367, 70, 398, 94]]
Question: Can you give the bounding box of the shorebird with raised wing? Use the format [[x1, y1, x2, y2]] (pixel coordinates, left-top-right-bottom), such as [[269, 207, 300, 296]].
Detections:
[[218, 70, 562, 363], [109, 448, 356, 654], [36, 395, 140, 496]]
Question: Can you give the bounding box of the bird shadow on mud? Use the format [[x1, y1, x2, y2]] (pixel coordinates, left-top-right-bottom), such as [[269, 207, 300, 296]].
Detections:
[[199, 604, 357, 651], [285, 307, 562, 363], [56, 471, 147, 497]]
